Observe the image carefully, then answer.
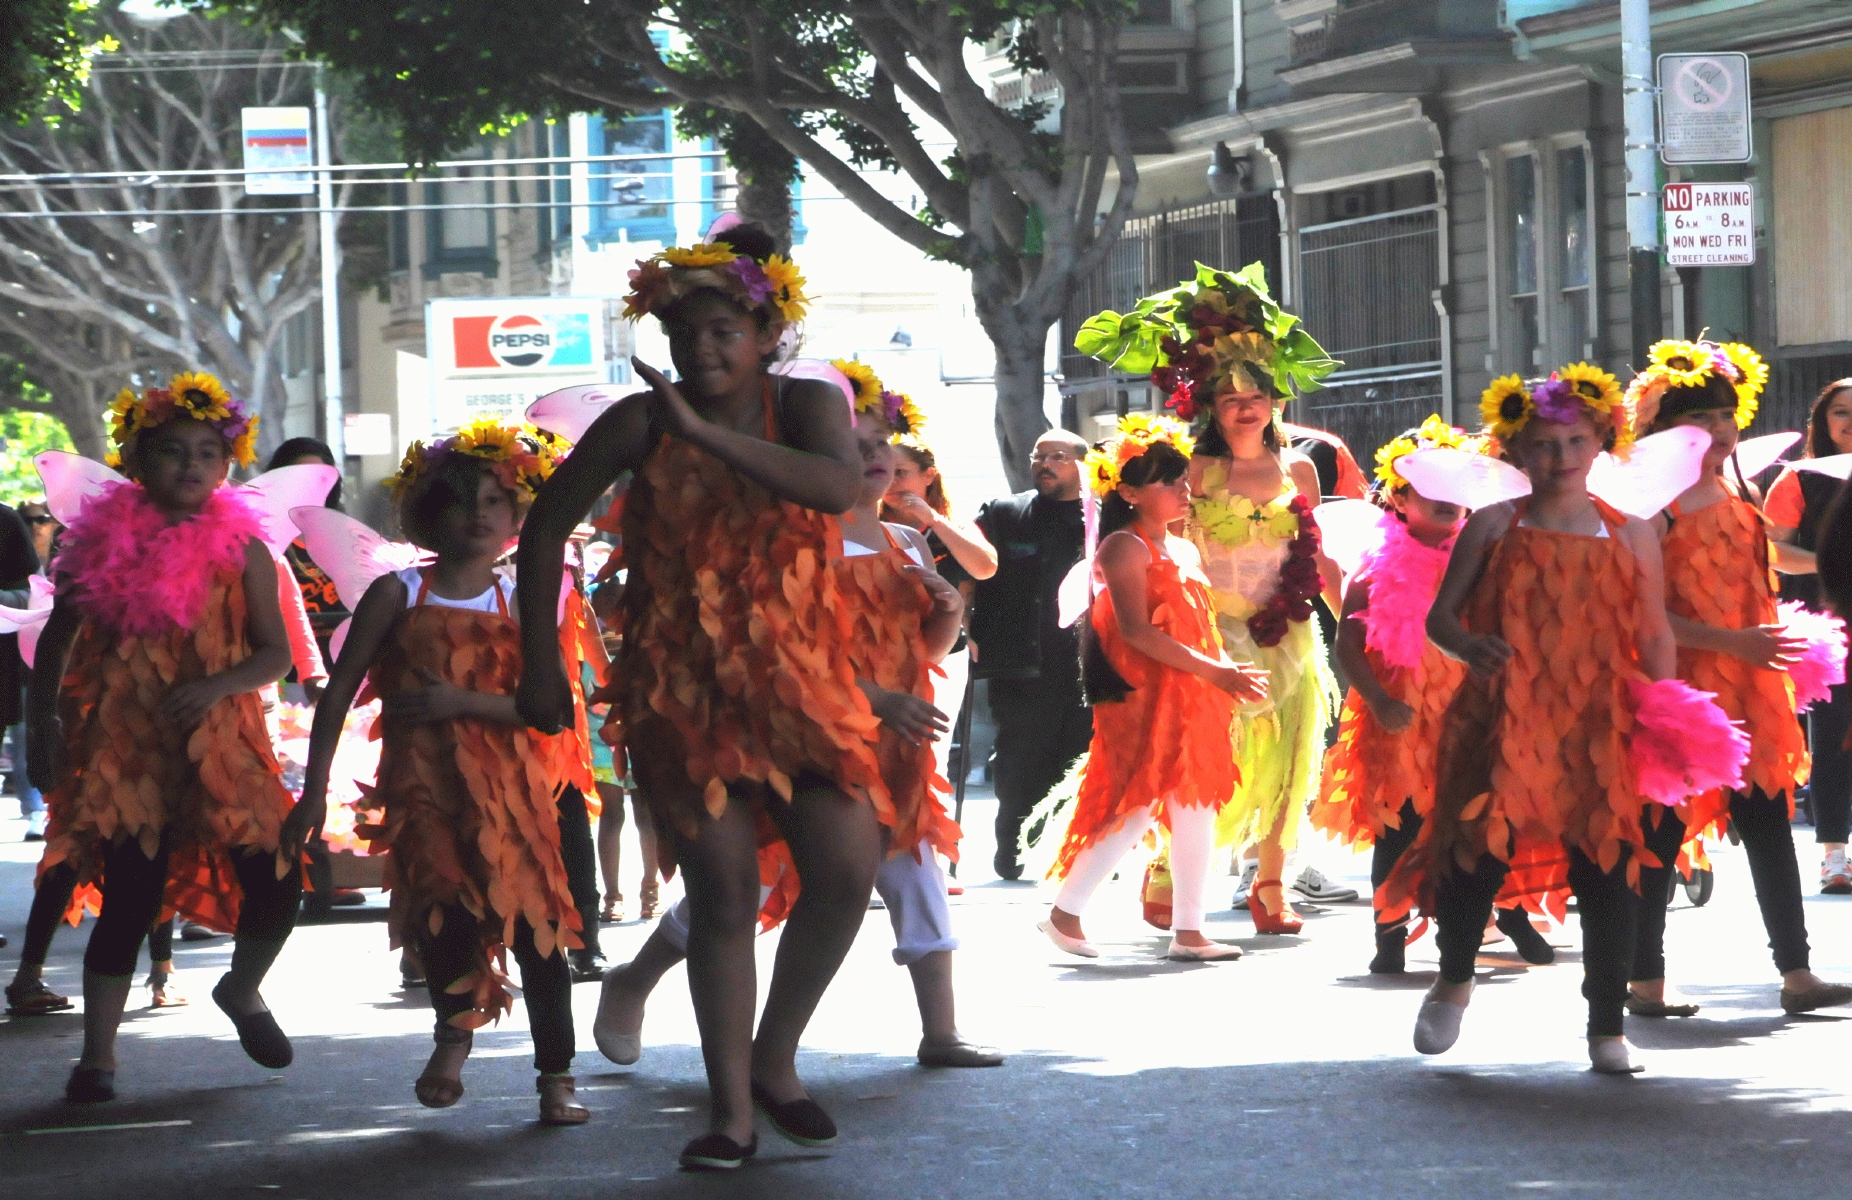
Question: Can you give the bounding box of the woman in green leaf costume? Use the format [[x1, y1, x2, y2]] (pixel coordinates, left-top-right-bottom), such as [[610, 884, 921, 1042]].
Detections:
[[1076, 263, 1342, 934]]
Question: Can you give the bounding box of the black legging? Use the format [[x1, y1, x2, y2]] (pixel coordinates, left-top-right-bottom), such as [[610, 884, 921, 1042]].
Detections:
[[84, 837, 300, 977], [1634, 787, 1810, 980], [555, 785, 601, 955], [418, 905, 574, 1074], [1810, 682, 1851, 844], [1372, 801, 1424, 935], [21, 862, 174, 968], [1435, 841, 1640, 1038]]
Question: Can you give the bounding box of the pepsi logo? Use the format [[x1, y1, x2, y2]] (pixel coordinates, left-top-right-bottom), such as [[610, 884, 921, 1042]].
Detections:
[[489, 313, 553, 368]]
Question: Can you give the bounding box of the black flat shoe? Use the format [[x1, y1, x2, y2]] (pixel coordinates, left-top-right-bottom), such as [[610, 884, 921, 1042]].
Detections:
[[1369, 927, 1406, 975], [65, 1066, 115, 1104], [568, 949, 610, 984], [679, 1131, 758, 1170], [750, 1079, 837, 1147], [213, 978, 293, 1069], [1494, 908, 1555, 965]]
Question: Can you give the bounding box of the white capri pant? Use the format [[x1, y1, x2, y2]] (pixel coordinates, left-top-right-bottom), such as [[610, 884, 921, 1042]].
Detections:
[[1052, 799, 1217, 932]]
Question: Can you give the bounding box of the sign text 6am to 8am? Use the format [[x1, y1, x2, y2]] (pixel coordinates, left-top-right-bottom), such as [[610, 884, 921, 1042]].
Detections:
[[1663, 181, 1755, 267]]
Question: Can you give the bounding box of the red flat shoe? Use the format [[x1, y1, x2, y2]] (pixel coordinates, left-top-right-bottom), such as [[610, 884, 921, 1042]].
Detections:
[[1248, 880, 1304, 935]]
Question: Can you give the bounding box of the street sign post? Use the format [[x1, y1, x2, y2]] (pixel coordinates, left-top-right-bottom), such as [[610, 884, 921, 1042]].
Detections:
[[240, 107, 314, 195], [1663, 181, 1754, 266], [1657, 52, 1752, 165]]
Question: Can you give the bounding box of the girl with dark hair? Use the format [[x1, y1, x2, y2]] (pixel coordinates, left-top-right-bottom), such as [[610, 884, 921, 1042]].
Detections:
[[265, 436, 348, 672], [513, 221, 903, 1170], [1621, 340, 1851, 1017], [883, 434, 998, 586], [1766, 379, 1852, 891], [297, 420, 595, 1125], [1039, 416, 1267, 962]]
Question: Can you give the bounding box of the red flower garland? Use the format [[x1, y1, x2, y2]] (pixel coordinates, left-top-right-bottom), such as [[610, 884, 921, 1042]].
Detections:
[[1246, 494, 1322, 648]]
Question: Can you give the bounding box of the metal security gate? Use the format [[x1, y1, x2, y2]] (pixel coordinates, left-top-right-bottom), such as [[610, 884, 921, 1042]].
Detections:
[[1294, 204, 1443, 467]]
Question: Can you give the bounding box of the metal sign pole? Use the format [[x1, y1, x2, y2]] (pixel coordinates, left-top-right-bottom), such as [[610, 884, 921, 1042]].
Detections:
[[1622, 0, 1662, 366], [315, 69, 344, 460], [946, 669, 976, 879]]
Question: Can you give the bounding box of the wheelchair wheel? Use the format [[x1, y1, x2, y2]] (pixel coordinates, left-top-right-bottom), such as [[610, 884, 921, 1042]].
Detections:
[[1683, 868, 1714, 907]]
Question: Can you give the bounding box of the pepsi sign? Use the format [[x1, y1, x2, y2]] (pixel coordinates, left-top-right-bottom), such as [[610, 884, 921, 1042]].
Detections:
[[442, 305, 596, 375]]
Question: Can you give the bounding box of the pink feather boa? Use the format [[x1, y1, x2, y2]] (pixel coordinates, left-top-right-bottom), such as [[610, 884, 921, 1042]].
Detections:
[[1627, 677, 1749, 805], [1777, 600, 1847, 711], [1355, 513, 1454, 673], [54, 481, 264, 636]]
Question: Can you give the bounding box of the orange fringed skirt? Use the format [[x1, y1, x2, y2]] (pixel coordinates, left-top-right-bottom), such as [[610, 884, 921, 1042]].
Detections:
[[362, 606, 583, 1027], [612, 435, 889, 861], [36, 572, 295, 933], [1663, 495, 1808, 832], [1312, 640, 1464, 847], [1380, 508, 1654, 925], [1050, 535, 1237, 881]]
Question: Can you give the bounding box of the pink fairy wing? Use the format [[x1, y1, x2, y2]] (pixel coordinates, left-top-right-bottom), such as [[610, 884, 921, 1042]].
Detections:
[[0, 576, 53, 666], [1315, 499, 1390, 582], [527, 383, 623, 445], [1586, 427, 1710, 520], [34, 451, 126, 526], [1794, 454, 1852, 481], [1729, 431, 1801, 481], [1397, 448, 1533, 510], [1056, 556, 1093, 629], [237, 463, 342, 558], [290, 506, 432, 610], [704, 211, 745, 239], [767, 359, 856, 415]]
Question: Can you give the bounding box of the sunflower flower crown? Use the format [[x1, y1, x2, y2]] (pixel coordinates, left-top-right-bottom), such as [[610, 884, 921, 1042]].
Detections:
[[107, 371, 258, 469], [1374, 414, 1489, 492], [1083, 412, 1196, 498], [829, 358, 927, 437], [1480, 362, 1632, 453], [1624, 338, 1767, 433], [621, 237, 808, 326], [1072, 261, 1340, 426], [385, 417, 562, 501]]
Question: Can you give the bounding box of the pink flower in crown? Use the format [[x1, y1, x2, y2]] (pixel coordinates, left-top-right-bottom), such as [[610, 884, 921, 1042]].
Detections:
[[726, 256, 775, 305], [1531, 377, 1582, 425]]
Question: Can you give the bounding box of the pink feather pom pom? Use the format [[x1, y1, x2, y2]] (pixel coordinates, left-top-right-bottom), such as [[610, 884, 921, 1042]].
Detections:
[[1777, 600, 1847, 711], [1627, 678, 1749, 804]]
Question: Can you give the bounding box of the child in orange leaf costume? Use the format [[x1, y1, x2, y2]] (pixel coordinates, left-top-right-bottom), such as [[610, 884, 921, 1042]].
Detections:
[[1624, 340, 1852, 1018], [512, 221, 897, 1170], [1389, 368, 1748, 1075], [30, 373, 302, 1104], [298, 421, 592, 1127], [1039, 416, 1268, 963], [1312, 417, 1559, 975]]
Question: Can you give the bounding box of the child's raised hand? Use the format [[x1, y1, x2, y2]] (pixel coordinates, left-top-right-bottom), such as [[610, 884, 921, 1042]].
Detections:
[[516, 658, 576, 734], [1369, 696, 1417, 734], [904, 564, 962, 617], [384, 667, 476, 724], [167, 678, 229, 729], [1211, 661, 1269, 704], [1462, 635, 1514, 678], [867, 686, 949, 746], [280, 791, 326, 864], [27, 717, 67, 794], [1732, 623, 1809, 669], [632, 357, 703, 440]]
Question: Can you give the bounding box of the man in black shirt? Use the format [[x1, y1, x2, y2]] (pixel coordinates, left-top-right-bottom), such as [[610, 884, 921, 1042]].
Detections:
[[969, 430, 1093, 880]]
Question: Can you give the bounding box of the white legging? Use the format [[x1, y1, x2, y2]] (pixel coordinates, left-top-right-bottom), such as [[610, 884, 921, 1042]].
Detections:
[[1052, 799, 1217, 932]]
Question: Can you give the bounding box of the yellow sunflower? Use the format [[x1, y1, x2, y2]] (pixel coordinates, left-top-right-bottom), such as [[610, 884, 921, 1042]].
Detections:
[[831, 358, 884, 413], [1557, 362, 1623, 415], [384, 439, 429, 497], [887, 391, 928, 438], [1415, 413, 1465, 449], [1374, 435, 1419, 487], [1718, 342, 1768, 428], [1083, 447, 1121, 497], [761, 254, 809, 323], [1646, 340, 1712, 389], [167, 371, 233, 420], [661, 243, 740, 269], [1480, 375, 1534, 441]]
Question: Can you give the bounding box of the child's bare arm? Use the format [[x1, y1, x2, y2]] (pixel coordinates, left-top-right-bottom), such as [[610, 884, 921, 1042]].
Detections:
[[1427, 504, 1514, 677], [287, 572, 406, 859], [856, 678, 949, 747], [897, 528, 964, 663], [1623, 516, 1679, 682], [382, 668, 524, 727], [25, 594, 82, 793], [168, 540, 293, 728], [1334, 576, 1415, 732]]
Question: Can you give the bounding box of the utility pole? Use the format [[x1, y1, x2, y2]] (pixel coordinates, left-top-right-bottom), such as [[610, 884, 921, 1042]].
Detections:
[[1622, 0, 1661, 368], [314, 68, 344, 460]]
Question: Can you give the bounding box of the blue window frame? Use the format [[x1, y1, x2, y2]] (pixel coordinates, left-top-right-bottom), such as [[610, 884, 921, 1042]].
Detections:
[[586, 111, 676, 246]]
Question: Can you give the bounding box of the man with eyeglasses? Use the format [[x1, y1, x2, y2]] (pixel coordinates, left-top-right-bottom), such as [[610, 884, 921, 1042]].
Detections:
[[969, 430, 1094, 880]]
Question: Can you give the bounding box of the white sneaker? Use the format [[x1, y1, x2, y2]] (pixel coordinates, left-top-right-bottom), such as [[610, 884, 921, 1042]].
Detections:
[[1292, 865, 1360, 903], [1822, 847, 1851, 895], [1231, 860, 1259, 907], [1588, 1037, 1644, 1075], [24, 811, 47, 840]]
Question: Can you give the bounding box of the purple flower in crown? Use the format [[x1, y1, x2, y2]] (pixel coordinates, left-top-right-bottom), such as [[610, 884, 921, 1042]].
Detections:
[[1531, 377, 1582, 425], [223, 419, 250, 443], [1707, 345, 1737, 381], [726, 256, 775, 305], [881, 390, 904, 428]]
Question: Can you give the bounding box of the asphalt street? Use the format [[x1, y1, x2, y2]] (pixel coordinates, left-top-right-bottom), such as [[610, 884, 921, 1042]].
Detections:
[[3, 796, 1850, 1200]]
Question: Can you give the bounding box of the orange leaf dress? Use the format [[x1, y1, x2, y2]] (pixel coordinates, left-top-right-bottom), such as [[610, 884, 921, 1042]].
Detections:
[[360, 580, 586, 1027], [1661, 493, 1808, 833], [1379, 501, 1660, 924], [609, 384, 889, 865], [1050, 530, 1237, 881]]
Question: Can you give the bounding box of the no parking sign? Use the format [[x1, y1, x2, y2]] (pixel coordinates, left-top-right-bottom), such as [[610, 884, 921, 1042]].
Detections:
[[1664, 182, 1754, 266]]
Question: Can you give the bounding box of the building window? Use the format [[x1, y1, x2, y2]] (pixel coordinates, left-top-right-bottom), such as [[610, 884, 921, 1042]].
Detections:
[[422, 150, 498, 279], [1557, 144, 1592, 360], [1126, 0, 1177, 26], [586, 111, 676, 246], [1506, 153, 1541, 372], [540, 123, 571, 254]]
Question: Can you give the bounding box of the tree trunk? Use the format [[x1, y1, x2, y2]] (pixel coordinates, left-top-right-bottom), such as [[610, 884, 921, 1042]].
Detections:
[[734, 173, 793, 254], [984, 307, 1054, 493]]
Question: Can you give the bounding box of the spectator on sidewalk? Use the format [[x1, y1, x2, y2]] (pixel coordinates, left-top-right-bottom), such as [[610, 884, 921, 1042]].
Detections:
[[969, 429, 1093, 880], [1, 501, 42, 838]]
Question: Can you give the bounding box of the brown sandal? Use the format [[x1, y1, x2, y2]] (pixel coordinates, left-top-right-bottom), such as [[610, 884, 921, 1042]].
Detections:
[[537, 1073, 590, 1125], [600, 893, 623, 923], [637, 881, 660, 921], [415, 1029, 471, 1108]]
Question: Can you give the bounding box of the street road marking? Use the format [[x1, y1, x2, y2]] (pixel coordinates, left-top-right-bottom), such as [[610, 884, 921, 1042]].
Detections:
[[25, 1119, 193, 1135]]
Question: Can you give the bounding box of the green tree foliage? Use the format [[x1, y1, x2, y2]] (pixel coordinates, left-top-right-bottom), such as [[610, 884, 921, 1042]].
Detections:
[[0, 379, 77, 507], [0, 1, 111, 125]]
